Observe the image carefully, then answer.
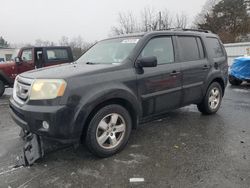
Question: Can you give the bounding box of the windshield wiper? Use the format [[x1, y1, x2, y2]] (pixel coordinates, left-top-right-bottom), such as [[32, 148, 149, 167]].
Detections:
[[86, 62, 99, 65]]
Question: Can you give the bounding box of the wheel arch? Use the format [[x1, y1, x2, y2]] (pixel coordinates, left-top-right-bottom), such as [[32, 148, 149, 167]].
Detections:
[[206, 77, 226, 96], [72, 89, 142, 142], [203, 74, 227, 96], [0, 71, 13, 86]]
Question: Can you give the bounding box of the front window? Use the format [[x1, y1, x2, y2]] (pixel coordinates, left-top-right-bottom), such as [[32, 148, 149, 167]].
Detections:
[[140, 37, 174, 64], [21, 49, 33, 61], [77, 38, 140, 64]]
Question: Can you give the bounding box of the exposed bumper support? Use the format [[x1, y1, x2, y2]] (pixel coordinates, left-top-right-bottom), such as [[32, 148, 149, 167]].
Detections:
[[16, 134, 44, 166], [16, 133, 73, 167]]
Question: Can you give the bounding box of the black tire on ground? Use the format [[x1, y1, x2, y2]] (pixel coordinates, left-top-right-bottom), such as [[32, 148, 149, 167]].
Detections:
[[197, 82, 222, 115], [85, 104, 132, 158], [0, 80, 5, 97], [229, 75, 242, 86]]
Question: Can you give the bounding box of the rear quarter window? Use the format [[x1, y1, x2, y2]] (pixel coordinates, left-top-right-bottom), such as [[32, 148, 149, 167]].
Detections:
[[206, 37, 224, 58], [46, 49, 69, 62]]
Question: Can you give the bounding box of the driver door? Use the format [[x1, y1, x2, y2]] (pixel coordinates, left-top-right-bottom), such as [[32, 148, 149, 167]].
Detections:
[[17, 48, 35, 74]]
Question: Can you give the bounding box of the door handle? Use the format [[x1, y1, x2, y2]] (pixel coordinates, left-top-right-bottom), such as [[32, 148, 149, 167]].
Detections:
[[170, 70, 180, 76], [202, 65, 209, 70]]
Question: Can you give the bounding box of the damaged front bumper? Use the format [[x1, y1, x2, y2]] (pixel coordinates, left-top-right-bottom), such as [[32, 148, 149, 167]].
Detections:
[[16, 133, 72, 166], [9, 97, 80, 166], [9, 97, 79, 144], [16, 134, 44, 166]]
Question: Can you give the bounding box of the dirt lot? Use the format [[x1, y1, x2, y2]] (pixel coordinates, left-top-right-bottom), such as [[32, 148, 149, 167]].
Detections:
[[0, 85, 250, 188]]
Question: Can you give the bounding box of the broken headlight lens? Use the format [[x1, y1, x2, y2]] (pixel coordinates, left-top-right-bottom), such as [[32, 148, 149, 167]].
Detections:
[[30, 79, 67, 100]]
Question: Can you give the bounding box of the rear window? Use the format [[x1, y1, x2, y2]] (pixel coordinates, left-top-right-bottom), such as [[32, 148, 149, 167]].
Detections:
[[206, 37, 224, 58], [46, 49, 69, 61], [178, 36, 200, 62]]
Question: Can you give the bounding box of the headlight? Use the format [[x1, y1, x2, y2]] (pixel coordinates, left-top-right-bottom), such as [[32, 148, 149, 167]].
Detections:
[[30, 79, 67, 100]]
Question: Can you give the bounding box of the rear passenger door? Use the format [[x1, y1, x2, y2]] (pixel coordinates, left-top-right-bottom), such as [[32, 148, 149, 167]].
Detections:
[[177, 36, 210, 105], [136, 36, 182, 116]]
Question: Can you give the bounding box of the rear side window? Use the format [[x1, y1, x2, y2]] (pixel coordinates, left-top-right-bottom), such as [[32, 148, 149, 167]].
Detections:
[[141, 37, 174, 64], [178, 36, 200, 62], [206, 38, 224, 58], [46, 49, 69, 61]]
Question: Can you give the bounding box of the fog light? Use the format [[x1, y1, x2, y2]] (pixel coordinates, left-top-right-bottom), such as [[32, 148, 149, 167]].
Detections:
[[42, 121, 49, 130]]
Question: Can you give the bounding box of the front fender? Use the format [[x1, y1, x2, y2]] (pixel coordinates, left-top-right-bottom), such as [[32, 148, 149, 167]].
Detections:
[[69, 84, 141, 139]]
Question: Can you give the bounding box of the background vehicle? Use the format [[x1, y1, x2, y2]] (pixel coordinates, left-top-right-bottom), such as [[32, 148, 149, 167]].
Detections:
[[0, 46, 73, 97], [10, 29, 228, 158], [229, 57, 250, 85]]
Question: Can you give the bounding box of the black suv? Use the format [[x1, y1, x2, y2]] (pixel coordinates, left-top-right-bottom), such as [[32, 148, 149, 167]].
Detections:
[[10, 30, 228, 157]]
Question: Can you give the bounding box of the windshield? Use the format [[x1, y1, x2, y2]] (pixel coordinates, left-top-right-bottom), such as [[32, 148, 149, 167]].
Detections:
[[77, 38, 140, 64]]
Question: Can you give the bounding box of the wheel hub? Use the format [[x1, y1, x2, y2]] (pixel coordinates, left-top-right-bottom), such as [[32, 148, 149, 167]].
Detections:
[[208, 87, 220, 110], [96, 113, 126, 149]]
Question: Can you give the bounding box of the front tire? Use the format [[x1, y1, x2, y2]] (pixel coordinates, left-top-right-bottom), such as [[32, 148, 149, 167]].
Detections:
[[0, 80, 5, 97], [85, 104, 132, 158], [229, 75, 242, 86], [197, 82, 222, 115]]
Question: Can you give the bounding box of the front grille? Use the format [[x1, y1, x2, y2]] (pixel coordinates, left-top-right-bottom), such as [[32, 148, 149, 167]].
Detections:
[[13, 76, 33, 104]]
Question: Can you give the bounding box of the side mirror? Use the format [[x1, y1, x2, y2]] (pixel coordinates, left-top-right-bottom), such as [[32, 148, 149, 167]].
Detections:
[[15, 57, 21, 64], [137, 56, 157, 68]]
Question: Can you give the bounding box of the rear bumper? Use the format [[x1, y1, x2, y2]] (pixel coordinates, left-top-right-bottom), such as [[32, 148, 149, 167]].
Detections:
[[9, 97, 79, 144], [229, 74, 250, 81]]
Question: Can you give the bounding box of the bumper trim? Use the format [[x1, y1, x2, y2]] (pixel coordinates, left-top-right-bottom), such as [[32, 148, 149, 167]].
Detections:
[[10, 107, 28, 130]]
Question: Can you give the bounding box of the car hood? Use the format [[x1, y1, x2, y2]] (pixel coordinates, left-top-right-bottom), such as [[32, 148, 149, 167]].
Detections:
[[0, 61, 15, 69], [20, 62, 118, 79]]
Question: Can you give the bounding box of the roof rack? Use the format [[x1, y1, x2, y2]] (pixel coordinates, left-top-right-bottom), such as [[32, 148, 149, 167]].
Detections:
[[158, 28, 212, 33], [181, 28, 212, 33]]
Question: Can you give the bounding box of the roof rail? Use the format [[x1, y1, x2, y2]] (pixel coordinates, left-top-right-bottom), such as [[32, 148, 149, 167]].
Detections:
[[158, 28, 212, 33], [181, 28, 212, 33]]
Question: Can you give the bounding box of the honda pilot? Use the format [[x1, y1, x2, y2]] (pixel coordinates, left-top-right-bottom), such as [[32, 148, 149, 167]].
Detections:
[[10, 29, 228, 157]]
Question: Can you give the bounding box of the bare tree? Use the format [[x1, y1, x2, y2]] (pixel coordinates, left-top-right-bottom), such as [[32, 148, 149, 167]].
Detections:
[[161, 9, 173, 29], [141, 7, 158, 31], [59, 35, 93, 59], [141, 8, 173, 31], [174, 13, 188, 28], [111, 7, 191, 36], [111, 12, 140, 35], [35, 39, 54, 47], [59, 36, 69, 46]]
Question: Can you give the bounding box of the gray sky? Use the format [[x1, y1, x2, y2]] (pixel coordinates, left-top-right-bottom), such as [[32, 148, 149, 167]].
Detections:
[[1, 0, 207, 44]]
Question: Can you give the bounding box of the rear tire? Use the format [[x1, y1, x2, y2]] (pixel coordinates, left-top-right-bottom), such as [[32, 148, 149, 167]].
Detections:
[[0, 80, 5, 97], [197, 82, 222, 115], [85, 104, 132, 158], [229, 75, 242, 86]]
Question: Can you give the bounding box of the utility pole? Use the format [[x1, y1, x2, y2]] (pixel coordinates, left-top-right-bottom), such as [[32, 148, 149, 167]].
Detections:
[[159, 11, 162, 30]]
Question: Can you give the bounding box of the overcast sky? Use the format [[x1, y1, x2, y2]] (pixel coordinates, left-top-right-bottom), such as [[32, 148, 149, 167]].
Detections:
[[1, 0, 207, 44]]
